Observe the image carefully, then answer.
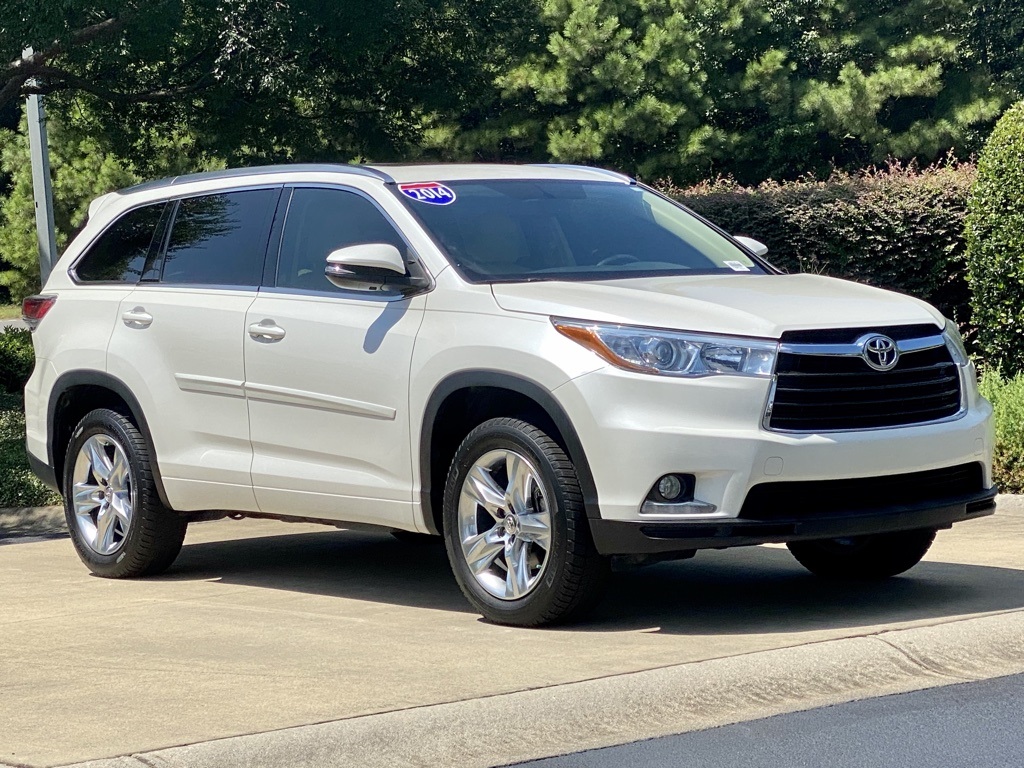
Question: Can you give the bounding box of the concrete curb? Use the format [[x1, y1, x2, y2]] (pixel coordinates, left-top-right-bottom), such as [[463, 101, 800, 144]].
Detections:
[[0, 504, 65, 542], [53, 610, 1024, 768]]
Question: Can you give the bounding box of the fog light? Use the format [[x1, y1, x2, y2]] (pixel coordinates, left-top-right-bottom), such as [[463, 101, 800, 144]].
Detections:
[[658, 475, 682, 500], [650, 473, 694, 503]]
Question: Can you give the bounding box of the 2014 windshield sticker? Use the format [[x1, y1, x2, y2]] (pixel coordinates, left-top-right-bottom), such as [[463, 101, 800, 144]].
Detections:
[[399, 182, 456, 205], [724, 260, 751, 272]]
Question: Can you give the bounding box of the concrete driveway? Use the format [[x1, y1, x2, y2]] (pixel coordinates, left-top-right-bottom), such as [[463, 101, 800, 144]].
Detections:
[[2, 499, 1023, 768]]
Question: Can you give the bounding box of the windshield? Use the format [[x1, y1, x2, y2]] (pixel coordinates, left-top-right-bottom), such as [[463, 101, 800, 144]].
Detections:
[[395, 180, 765, 282]]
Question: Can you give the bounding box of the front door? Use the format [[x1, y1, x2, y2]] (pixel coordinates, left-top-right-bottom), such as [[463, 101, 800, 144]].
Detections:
[[244, 186, 426, 528]]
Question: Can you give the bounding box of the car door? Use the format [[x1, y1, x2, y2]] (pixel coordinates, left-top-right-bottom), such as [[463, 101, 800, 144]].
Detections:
[[106, 186, 281, 513], [244, 185, 427, 529]]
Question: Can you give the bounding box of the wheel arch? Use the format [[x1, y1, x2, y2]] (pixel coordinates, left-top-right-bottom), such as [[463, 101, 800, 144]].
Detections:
[[47, 370, 172, 508], [419, 371, 599, 535]]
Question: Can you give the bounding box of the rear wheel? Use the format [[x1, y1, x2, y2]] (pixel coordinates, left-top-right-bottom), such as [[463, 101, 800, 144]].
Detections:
[[787, 529, 937, 580], [442, 418, 608, 626], [63, 409, 186, 578]]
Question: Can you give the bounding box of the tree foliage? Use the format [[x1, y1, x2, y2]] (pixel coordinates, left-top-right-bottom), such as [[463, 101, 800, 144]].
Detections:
[[965, 1, 1024, 99], [430, 0, 1012, 183], [0, 116, 222, 299], [965, 101, 1024, 376], [1, 0, 536, 167]]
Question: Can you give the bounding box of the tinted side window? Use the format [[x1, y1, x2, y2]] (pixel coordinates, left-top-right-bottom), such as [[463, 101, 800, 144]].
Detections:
[[162, 189, 276, 287], [277, 188, 407, 292], [75, 203, 165, 283]]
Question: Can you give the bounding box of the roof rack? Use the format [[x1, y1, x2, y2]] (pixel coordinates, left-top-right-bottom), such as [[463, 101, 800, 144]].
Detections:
[[120, 163, 394, 195], [529, 164, 635, 183]]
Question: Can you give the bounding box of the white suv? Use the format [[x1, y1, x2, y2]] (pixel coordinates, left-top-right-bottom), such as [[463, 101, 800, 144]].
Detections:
[[23, 164, 996, 626]]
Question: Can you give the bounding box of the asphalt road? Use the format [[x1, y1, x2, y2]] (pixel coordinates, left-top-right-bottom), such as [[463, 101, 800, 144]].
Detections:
[[516, 673, 1024, 768]]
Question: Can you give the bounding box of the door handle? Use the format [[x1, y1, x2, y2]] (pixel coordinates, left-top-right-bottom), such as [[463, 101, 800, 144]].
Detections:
[[248, 320, 286, 341], [122, 307, 153, 328]]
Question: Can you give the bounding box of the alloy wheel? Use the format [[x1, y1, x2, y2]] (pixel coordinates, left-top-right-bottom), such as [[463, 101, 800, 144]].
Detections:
[[71, 434, 135, 555], [457, 448, 553, 600]]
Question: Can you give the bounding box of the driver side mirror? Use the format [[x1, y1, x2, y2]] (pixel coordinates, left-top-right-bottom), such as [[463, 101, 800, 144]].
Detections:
[[325, 243, 430, 295], [733, 236, 769, 258]]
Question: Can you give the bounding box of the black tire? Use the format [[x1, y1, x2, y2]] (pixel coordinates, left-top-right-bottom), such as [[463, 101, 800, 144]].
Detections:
[[63, 408, 186, 578], [442, 418, 608, 626], [787, 529, 937, 580]]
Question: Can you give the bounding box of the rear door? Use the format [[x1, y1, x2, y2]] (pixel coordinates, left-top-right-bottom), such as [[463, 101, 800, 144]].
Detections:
[[243, 185, 426, 529], [106, 187, 281, 512]]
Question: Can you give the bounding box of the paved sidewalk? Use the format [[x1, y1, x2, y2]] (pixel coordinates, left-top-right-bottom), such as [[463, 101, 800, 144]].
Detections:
[[2, 498, 1022, 768]]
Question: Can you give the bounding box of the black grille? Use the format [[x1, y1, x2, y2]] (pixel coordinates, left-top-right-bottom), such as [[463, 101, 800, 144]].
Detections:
[[768, 326, 962, 431], [740, 463, 985, 521]]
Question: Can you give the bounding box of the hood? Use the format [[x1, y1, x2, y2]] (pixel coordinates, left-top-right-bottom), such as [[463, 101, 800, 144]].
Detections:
[[490, 273, 944, 339]]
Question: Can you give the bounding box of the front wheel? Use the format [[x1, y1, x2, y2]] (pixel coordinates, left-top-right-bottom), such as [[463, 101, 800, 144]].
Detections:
[[787, 529, 937, 580], [63, 408, 187, 578], [442, 418, 608, 626]]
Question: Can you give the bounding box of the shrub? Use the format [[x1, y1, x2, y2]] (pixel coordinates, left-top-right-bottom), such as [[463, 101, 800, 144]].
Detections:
[[659, 160, 977, 328], [0, 392, 60, 507], [0, 327, 35, 394], [978, 370, 1024, 494], [965, 101, 1024, 377], [0, 335, 60, 507]]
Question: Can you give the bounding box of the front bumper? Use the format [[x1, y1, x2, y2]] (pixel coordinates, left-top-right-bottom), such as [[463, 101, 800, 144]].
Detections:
[[553, 365, 995, 524], [589, 485, 997, 555]]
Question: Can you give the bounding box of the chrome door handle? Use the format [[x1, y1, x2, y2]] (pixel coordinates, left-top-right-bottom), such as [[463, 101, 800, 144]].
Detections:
[[248, 320, 286, 341], [122, 307, 153, 328]]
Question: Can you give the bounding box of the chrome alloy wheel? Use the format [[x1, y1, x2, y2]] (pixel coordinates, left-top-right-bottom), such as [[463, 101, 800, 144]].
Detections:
[[457, 449, 553, 600], [71, 434, 135, 555]]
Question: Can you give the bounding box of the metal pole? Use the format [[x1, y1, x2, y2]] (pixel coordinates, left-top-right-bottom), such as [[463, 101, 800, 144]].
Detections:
[[24, 47, 57, 286]]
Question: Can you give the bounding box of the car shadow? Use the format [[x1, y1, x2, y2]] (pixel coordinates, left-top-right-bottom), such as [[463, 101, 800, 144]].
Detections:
[[156, 526, 1024, 635]]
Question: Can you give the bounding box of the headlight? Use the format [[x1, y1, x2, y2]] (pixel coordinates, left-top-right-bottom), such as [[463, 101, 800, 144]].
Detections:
[[553, 319, 777, 377], [943, 318, 969, 366]]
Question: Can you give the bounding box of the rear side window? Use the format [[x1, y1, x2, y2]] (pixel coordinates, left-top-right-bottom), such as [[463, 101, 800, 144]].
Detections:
[[75, 203, 165, 283], [276, 188, 408, 292], [161, 189, 277, 287]]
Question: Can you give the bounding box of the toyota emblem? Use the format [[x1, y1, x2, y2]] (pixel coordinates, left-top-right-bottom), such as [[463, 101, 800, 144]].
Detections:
[[862, 335, 899, 371]]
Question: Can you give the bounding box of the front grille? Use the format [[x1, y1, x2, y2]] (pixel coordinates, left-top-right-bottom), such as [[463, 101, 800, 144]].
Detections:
[[767, 325, 962, 432], [740, 463, 985, 521]]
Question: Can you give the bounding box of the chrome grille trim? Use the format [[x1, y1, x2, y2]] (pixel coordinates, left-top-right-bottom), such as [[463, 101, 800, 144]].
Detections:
[[763, 328, 967, 433], [777, 334, 946, 357]]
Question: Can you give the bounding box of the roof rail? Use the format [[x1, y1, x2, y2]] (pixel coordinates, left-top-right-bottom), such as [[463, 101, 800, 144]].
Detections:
[[120, 163, 394, 196], [529, 164, 635, 184]]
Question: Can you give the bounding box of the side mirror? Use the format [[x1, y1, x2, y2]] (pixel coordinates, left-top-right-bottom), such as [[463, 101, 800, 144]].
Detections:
[[324, 243, 429, 294], [733, 236, 768, 258]]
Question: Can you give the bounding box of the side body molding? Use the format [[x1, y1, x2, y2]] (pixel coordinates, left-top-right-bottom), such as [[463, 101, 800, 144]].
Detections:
[[419, 370, 601, 535]]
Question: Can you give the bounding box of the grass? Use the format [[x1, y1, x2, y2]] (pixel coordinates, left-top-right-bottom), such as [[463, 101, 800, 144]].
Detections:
[[0, 303, 22, 320], [0, 392, 61, 508]]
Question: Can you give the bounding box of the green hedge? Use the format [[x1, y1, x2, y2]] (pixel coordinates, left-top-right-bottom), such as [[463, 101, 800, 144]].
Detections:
[[979, 371, 1024, 494], [0, 327, 35, 394], [659, 161, 977, 328], [965, 101, 1024, 377], [0, 329, 61, 507]]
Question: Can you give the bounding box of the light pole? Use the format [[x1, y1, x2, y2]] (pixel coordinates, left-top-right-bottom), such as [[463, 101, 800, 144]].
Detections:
[[24, 47, 57, 286]]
